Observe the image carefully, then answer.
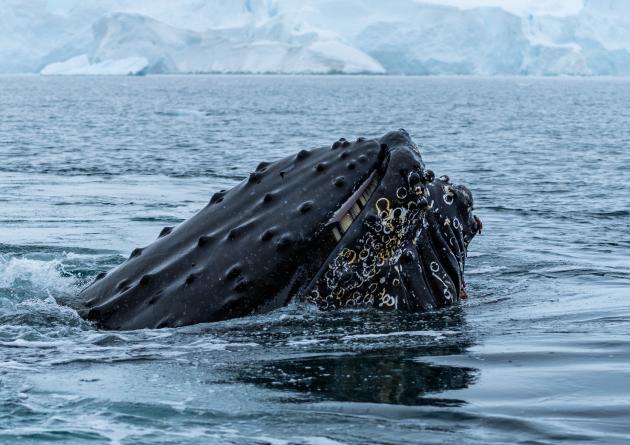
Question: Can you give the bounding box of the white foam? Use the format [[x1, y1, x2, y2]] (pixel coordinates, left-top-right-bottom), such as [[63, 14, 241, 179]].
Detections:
[[342, 330, 456, 341], [287, 338, 321, 346], [0, 255, 78, 295], [248, 436, 347, 445]]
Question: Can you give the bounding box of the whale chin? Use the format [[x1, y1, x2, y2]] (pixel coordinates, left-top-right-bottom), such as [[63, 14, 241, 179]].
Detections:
[[76, 129, 480, 330]]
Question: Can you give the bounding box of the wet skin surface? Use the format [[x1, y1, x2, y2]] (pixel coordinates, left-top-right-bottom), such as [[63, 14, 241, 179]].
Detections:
[[75, 129, 480, 329]]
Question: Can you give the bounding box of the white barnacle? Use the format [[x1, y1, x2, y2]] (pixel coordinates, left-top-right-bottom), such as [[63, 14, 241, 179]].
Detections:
[[380, 294, 396, 307]]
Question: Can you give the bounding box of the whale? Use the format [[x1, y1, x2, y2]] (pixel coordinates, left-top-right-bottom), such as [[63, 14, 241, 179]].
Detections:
[[76, 129, 481, 329]]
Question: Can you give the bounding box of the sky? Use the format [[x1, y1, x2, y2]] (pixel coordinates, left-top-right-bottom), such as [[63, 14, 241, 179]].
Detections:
[[45, 0, 585, 17], [419, 0, 584, 16]]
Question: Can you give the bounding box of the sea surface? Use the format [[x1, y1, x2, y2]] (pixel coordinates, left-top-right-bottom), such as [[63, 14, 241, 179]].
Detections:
[[0, 75, 629, 445]]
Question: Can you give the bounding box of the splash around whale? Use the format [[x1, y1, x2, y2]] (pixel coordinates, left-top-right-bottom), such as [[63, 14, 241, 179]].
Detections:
[[73, 130, 481, 330]]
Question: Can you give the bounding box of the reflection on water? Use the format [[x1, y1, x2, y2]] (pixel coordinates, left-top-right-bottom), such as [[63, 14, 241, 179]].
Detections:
[[234, 308, 477, 407], [239, 349, 476, 406]]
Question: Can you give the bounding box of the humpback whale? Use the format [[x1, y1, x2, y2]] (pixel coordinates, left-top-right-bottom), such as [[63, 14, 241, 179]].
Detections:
[[77, 130, 481, 329]]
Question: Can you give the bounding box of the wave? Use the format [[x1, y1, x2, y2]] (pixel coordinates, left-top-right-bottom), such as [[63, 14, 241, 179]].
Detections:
[[0, 255, 79, 299], [154, 109, 206, 118]]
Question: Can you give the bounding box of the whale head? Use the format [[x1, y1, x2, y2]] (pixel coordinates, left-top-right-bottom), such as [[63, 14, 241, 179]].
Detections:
[[78, 129, 480, 329]]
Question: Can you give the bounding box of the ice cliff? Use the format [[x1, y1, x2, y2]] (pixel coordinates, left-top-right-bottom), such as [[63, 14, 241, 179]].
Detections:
[[0, 0, 628, 75]]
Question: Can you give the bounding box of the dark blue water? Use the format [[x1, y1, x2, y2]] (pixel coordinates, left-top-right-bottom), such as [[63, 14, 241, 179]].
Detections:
[[1, 75, 629, 444]]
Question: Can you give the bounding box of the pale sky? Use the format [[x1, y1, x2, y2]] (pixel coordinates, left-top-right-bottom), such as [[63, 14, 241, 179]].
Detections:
[[418, 0, 584, 16], [46, 0, 585, 18]]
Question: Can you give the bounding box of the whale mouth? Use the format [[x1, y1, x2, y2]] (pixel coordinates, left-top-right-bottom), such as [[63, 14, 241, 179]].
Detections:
[[329, 171, 380, 242]]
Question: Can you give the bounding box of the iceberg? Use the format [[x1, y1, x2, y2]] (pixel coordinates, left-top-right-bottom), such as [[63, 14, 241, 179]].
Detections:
[[41, 54, 149, 75], [349, 0, 630, 75], [521, 0, 630, 75], [2, 0, 630, 76], [354, 5, 530, 75], [38, 11, 384, 75]]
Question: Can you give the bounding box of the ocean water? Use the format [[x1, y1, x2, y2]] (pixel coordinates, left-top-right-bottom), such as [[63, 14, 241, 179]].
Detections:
[[0, 75, 629, 445]]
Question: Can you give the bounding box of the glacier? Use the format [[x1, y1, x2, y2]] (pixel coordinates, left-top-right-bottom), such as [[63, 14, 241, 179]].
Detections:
[[38, 10, 384, 75], [1, 0, 629, 76], [40, 55, 150, 76]]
